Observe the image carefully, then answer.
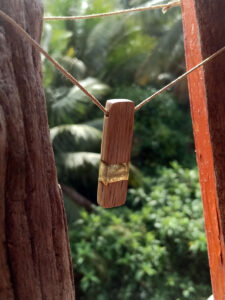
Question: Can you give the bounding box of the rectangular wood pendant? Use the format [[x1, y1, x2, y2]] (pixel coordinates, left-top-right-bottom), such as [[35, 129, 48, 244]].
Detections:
[[97, 99, 135, 208]]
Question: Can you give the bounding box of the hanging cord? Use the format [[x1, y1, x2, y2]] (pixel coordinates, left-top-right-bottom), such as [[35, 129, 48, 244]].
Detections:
[[43, 1, 180, 21], [134, 45, 225, 111], [1, 10, 225, 114], [0, 10, 107, 114]]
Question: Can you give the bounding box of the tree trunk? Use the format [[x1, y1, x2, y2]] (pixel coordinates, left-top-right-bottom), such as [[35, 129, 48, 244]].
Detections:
[[0, 1, 75, 299]]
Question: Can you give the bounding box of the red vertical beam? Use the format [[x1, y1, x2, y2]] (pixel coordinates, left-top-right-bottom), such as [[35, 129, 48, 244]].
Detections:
[[181, 0, 225, 298]]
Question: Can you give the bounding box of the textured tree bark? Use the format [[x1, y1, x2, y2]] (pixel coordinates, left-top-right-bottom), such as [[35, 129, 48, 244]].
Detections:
[[0, 1, 75, 299], [181, 0, 225, 298]]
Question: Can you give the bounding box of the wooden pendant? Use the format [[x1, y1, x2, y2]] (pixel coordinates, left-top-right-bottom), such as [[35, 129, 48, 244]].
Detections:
[[97, 99, 135, 208]]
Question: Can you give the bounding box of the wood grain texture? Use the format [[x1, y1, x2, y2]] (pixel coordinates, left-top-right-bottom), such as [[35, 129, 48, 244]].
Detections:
[[0, 1, 75, 299], [97, 100, 134, 208], [181, 0, 225, 298]]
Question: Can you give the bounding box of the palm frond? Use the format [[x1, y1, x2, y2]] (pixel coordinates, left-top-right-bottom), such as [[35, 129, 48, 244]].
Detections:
[[135, 16, 183, 84], [61, 151, 100, 170], [48, 78, 110, 125], [58, 56, 87, 80], [84, 118, 103, 130], [50, 124, 102, 153], [85, 17, 128, 72], [56, 152, 100, 198], [52, 77, 110, 111], [56, 151, 142, 188]]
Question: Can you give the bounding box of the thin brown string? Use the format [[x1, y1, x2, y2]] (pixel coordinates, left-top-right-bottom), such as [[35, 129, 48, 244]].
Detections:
[[0, 10, 107, 114], [1, 9, 225, 114], [43, 1, 180, 21], [134, 45, 225, 111]]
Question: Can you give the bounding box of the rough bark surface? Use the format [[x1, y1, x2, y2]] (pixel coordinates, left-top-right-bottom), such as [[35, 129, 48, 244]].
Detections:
[[0, 1, 75, 299], [181, 0, 225, 298]]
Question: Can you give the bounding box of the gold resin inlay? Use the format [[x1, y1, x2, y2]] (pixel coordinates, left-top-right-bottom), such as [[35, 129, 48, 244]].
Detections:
[[98, 161, 129, 185]]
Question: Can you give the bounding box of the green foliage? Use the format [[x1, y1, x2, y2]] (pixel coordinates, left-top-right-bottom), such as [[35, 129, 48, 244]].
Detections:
[[57, 152, 100, 200], [50, 120, 142, 201], [42, 0, 210, 298], [57, 151, 142, 202], [46, 77, 110, 127], [43, 0, 184, 86], [50, 124, 102, 153], [69, 164, 211, 299]]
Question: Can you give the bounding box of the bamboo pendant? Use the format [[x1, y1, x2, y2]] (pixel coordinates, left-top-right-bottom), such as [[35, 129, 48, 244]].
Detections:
[[97, 99, 135, 208]]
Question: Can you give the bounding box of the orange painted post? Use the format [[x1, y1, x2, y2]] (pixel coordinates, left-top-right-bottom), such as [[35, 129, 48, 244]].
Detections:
[[181, 0, 225, 298]]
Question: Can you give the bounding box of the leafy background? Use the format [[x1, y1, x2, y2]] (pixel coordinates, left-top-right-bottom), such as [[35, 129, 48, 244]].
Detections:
[[42, 0, 211, 299]]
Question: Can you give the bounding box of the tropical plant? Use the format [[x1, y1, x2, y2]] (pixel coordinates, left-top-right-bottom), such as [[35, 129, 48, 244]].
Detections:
[[69, 163, 211, 300], [50, 121, 142, 203], [41, 1, 211, 299], [43, 0, 185, 89]]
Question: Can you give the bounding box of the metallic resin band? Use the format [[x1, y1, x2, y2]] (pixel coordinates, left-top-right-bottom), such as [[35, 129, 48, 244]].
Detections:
[[98, 161, 130, 185]]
